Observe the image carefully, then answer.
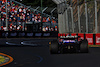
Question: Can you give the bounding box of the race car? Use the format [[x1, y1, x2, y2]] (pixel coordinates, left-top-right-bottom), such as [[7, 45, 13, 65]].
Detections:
[[49, 33, 88, 54]]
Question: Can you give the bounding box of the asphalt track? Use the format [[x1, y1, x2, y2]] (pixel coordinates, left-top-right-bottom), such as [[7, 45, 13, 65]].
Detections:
[[0, 38, 100, 67]]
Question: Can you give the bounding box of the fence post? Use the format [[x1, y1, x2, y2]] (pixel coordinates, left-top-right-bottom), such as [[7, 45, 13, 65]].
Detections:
[[60, 3, 63, 33], [95, 0, 98, 33], [58, 4, 61, 33], [6, 0, 8, 31], [65, 2, 69, 33], [50, 7, 56, 16], [42, 7, 48, 13], [77, 0, 81, 33], [85, 0, 88, 33], [62, 3, 66, 33], [34, 6, 40, 12], [71, 0, 74, 33]]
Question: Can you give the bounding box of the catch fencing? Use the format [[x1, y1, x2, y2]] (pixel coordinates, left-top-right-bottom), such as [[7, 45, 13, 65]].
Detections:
[[57, 0, 100, 34]]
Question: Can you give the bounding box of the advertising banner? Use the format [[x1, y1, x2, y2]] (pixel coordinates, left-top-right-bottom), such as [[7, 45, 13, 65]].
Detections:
[[86, 34, 93, 45], [58, 33, 60, 37], [71, 33, 76, 36], [78, 33, 84, 40], [18, 32, 25, 36], [96, 34, 100, 45], [2, 32, 6, 37], [10, 32, 17, 36], [2, 32, 8, 37], [35, 33, 42, 37], [58, 33, 68, 37], [27, 33, 33, 37], [0, 31, 58, 38], [43, 33, 50, 36]]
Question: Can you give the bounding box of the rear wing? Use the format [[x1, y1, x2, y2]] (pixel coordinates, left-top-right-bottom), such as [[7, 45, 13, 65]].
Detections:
[[60, 35, 80, 40]]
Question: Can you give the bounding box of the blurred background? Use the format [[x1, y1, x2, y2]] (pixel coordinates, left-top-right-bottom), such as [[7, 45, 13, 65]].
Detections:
[[0, 0, 100, 33]]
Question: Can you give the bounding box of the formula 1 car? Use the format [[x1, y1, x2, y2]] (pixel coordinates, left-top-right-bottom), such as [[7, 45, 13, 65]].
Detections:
[[49, 34, 88, 54]]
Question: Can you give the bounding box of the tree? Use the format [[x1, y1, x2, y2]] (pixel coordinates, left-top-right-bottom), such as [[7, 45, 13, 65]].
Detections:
[[16, 0, 56, 7]]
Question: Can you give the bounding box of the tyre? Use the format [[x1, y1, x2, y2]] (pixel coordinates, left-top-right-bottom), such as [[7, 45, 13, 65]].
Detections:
[[80, 39, 88, 53], [49, 40, 58, 54]]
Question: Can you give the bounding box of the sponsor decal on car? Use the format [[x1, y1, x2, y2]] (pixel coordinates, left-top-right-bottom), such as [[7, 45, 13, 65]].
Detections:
[[60, 36, 78, 38], [63, 40, 75, 43]]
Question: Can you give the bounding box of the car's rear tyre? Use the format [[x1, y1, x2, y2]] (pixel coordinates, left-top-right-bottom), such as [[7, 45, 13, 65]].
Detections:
[[49, 40, 58, 54], [80, 39, 88, 53]]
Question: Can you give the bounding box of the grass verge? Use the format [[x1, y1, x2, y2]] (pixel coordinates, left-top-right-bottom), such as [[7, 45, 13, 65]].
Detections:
[[89, 45, 100, 47]]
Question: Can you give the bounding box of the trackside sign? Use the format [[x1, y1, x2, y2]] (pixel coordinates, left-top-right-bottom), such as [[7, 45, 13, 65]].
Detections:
[[78, 33, 84, 40], [86, 34, 93, 45], [96, 34, 100, 45]]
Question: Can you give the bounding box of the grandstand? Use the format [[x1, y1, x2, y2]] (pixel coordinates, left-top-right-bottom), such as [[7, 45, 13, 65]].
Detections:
[[0, 0, 58, 32], [0, 0, 100, 34]]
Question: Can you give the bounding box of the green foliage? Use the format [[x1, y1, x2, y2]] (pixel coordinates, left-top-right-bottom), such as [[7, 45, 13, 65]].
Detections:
[[15, 0, 56, 7], [15, 0, 96, 7]]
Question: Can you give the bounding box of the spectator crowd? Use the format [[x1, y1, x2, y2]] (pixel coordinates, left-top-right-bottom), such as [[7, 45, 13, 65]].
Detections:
[[0, 0, 58, 31]]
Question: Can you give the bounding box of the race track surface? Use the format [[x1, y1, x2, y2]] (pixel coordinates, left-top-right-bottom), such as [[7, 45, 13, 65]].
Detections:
[[0, 38, 100, 67]]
